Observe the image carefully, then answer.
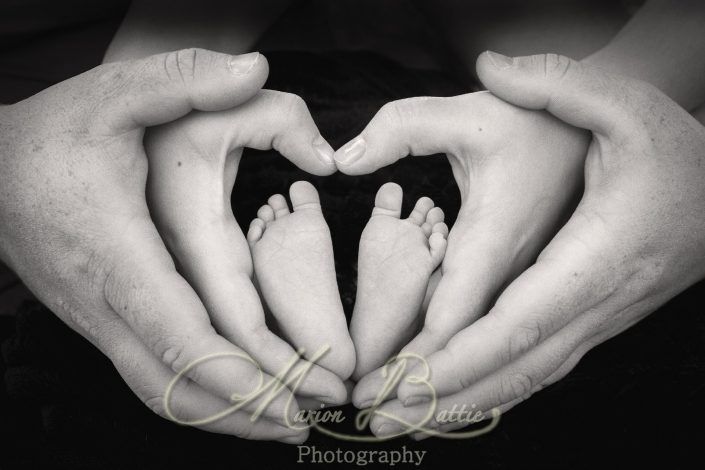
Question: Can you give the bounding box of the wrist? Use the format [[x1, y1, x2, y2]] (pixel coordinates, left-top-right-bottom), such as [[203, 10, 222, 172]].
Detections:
[[581, 45, 704, 111]]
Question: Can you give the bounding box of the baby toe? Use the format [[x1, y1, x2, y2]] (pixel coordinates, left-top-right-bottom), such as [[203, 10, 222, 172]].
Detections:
[[247, 218, 266, 244], [407, 197, 434, 225], [290, 180, 322, 211], [429, 223, 449, 266], [426, 207, 445, 226], [422, 208, 443, 237], [432, 222, 449, 239], [257, 204, 275, 224], [268, 194, 290, 218], [371, 182, 403, 218]]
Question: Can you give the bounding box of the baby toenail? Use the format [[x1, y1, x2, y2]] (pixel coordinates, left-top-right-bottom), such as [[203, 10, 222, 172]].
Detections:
[[337, 136, 366, 165], [312, 135, 334, 165]]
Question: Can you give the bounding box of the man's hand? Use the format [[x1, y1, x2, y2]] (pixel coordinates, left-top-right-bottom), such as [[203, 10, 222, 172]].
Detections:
[[363, 52, 705, 438], [0, 49, 308, 442]]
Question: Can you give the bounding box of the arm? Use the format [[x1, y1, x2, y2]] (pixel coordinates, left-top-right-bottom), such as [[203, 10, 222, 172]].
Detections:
[[583, 0, 705, 110], [103, 0, 292, 62], [422, 0, 705, 110]]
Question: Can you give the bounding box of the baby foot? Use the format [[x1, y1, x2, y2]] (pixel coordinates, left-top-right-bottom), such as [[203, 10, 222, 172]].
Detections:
[[350, 183, 448, 379], [247, 181, 355, 379]]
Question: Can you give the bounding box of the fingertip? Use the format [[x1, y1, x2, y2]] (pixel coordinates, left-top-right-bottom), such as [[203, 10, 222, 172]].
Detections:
[[311, 134, 338, 174], [278, 429, 310, 445], [351, 377, 376, 409]]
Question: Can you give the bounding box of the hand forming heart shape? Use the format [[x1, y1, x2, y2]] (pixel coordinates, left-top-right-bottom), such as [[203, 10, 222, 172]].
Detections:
[[143, 73, 589, 410], [7, 46, 701, 444]]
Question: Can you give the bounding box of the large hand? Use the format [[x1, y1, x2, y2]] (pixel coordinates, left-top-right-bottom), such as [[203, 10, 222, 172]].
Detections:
[[364, 52, 705, 438], [0, 49, 307, 442], [144, 89, 349, 401], [337, 84, 589, 391]]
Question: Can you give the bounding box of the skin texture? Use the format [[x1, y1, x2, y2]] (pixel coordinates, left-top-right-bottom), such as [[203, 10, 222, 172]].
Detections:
[[359, 53, 705, 438], [144, 90, 347, 403], [350, 183, 448, 380], [337, 89, 589, 409], [246, 181, 355, 379], [0, 49, 310, 443]]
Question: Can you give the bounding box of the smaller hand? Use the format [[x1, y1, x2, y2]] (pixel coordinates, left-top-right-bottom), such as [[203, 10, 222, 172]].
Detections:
[[145, 89, 346, 402], [366, 52, 705, 438], [337, 84, 588, 407]]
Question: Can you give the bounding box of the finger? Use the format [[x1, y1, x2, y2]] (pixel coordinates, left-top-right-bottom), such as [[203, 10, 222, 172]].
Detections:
[[476, 51, 641, 135], [333, 96, 471, 175], [101, 314, 308, 443], [104, 215, 298, 423], [372, 318, 596, 438], [396, 216, 623, 404], [204, 275, 348, 404], [153, 90, 336, 176], [145, 119, 345, 403], [230, 90, 336, 175], [102, 49, 268, 131], [177, 259, 348, 404]]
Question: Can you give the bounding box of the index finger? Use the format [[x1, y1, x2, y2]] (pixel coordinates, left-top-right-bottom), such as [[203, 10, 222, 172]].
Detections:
[[103, 215, 298, 423], [333, 94, 483, 175], [396, 224, 616, 404]]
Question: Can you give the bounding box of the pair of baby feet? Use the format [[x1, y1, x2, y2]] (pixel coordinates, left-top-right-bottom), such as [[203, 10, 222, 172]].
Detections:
[[144, 87, 587, 419], [247, 180, 448, 381], [143, 89, 448, 406]]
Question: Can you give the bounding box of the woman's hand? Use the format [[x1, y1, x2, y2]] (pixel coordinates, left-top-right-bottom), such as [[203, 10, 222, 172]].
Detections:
[[336, 86, 589, 386], [144, 89, 345, 402], [0, 49, 308, 442], [363, 52, 705, 438]]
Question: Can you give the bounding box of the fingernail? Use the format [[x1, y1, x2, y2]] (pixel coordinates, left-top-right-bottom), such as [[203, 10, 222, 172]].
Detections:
[[336, 136, 366, 165], [314, 395, 339, 406], [403, 395, 430, 407], [229, 52, 260, 75], [485, 51, 514, 70], [312, 135, 334, 166], [357, 400, 374, 409], [280, 433, 306, 444], [376, 423, 404, 437]]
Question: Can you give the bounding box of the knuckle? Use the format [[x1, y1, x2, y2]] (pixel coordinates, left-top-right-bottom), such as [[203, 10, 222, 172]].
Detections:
[[541, 53, 573, 80], [102, 264, 140, 316], [505, 321, 542, 360], [499, 372, 534, 404], [279, 92, 309, 119], [154, 336, 191, 373], [172, 48, 201, 84], [377, 98, 417, 129], [144, 394, 168, 418], [236, 424, 253, 440]]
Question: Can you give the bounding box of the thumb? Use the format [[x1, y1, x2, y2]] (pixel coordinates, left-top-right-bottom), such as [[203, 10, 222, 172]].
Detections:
[[333, 96, 463, 175], [100, 49, 268, 132], [476, 51, 632, 135]]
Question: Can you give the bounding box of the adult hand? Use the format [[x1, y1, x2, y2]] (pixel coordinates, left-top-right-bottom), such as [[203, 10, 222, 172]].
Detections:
[[144, 89, 348, 401], [366, 52, 705, 437], [337, 81, 588, 388], [0, 49, 307, 442]]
